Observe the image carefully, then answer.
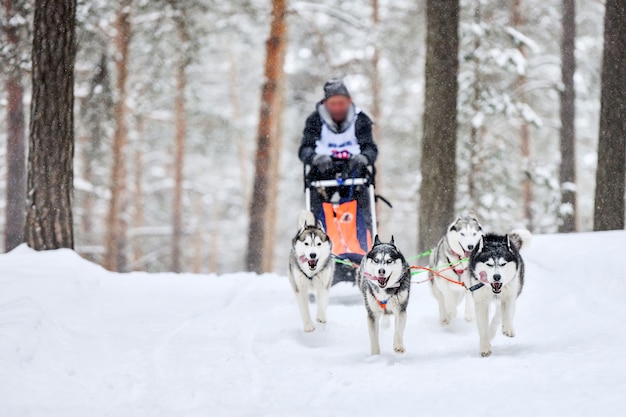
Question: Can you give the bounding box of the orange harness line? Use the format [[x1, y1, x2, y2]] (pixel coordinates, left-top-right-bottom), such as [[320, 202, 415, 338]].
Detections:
[[410, 265, 467, 289]]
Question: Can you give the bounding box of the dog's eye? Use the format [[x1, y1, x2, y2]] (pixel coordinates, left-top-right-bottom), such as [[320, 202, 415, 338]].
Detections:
[[386, 259, 393, 264], [460, 232, 465, 237], [499, 262, 507, 267], [486, 263, 494, 267], [304, 242, 309, 246], [316, 242, 321, 246]]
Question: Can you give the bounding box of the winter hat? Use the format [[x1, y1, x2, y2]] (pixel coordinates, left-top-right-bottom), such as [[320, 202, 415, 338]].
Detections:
[[323, 79, 350, 100]]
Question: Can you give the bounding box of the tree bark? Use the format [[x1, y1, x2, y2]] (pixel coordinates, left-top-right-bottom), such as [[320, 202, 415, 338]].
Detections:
[[4, 0, 26, 252], [171, 12, 189, 273], [79, 52, 109, 240], [104, 1, 132, 271], [371, 0, 385, 233], [418, 0, 459, 250], [594, 0, 626, 231], [245, 0, 288, 273], [468, 2, 481, 210], [558, 0, 577, 233], [261, 73, 285, 273], [512, 0, 533, 231], [132, 115, 145, 269], [25, 0, 76, 250]]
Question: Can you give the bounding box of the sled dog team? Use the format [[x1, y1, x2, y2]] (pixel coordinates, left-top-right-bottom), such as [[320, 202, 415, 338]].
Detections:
[[288, 210, 531, 357]]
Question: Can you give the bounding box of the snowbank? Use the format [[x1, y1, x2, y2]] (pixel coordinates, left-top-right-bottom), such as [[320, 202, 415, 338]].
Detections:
[[1, 232, 625, 416]]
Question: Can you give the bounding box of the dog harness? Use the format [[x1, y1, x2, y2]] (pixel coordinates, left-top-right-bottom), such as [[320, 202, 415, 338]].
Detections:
[[446, 253, 465, 278]]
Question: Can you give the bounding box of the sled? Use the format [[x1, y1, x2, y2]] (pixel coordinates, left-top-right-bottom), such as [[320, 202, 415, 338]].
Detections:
[[304, 161, 379, 284]]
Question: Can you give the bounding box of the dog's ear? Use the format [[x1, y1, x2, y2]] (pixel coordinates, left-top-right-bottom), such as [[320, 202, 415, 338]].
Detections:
[[390, 235, 395, 246], [374, 235, 381, 246], [507, 233, 524, 251], [449, 221, 458, 232], [476, 236, 484, 253], [316, 220, 326, 233]]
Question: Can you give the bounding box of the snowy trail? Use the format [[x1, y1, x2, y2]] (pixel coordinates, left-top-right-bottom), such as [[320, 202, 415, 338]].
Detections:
[[0, 232, 625, 416]]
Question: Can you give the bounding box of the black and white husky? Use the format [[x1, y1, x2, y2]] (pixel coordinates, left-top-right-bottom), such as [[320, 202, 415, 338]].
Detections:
[[288, 211, 335, 332], [469, 230, 531, 357], [430, 213, 484, 325], [356, 236, 411, 355]]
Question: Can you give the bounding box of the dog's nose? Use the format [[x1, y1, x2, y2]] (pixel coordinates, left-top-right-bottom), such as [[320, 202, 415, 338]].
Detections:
[[378, 268, 386, 275], [493, 274, 501, 282], [310, 253, 317, 259], [468, 244, 474, 250]]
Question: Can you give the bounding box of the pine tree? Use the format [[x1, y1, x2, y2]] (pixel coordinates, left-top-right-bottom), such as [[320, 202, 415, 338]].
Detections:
[[25, 0, 76, 250], [558, 0, 577, 232], [594, 0, 626, 231], [419, 0, 459, 250], [170, 2, 190, 273], [104, 0, 132, 271], [245, 0, 288, 273], [3, 0, 27, 251]]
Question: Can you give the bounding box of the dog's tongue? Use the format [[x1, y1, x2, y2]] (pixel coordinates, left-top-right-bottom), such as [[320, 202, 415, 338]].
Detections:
[[491, 282, 502, 293], [464, 250, 471, 257], [308, 259, 318, 269]]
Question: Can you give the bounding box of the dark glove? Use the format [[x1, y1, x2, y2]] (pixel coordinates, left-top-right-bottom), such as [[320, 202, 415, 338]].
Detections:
[[348, 154, 369, 171], [312, 154, 333, 173]]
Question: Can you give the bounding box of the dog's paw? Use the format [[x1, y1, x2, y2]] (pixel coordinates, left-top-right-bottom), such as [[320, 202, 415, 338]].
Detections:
[[303, 323, 315, 332], [440, 318, 450, 326], [464, 313, 475, 322], [394, 344, 406, 354], [480, 343, 492, 357], [316, 317, 327, 324], [480, 350, 492, 357], [502, 327, 515, 338]]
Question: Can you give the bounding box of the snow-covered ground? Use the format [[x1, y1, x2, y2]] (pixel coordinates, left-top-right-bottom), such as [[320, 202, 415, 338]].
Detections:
[[1, 231, 625, 416]]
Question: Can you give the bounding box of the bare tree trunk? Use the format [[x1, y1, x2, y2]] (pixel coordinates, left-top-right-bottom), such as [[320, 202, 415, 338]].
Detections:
[[192, 195, 203, 274], [171, 13, 189, 273], [512, 0, 533, 231], [261, 76, 285, 273], [245, 0, 288, 273], [418, 0, 459, 250], [558, 0, 577, 233], [468, 2, 481, 210], [4, 0, 27, 252], [594, 0, 626, 231], [79, 53, 109, 241], [132, 115, 145, 269], [371, 0, 385, 232], [25, 0, 76, 250], [104, 1, 132, 271]]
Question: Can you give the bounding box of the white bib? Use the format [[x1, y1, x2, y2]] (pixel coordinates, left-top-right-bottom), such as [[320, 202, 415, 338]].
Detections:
[[315, 116, 361, 158]]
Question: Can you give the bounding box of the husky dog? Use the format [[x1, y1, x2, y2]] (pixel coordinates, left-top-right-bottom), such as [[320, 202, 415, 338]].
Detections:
[[430, 213, 484, 325], [288, 211, 335, 332], [469, 230, 531, 357], [356, 236, 411, 355]]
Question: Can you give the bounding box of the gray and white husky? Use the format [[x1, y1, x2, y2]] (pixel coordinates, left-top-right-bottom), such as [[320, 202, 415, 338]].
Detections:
[[288, 211, 334, 332], [469, 229, 531, 357], [430, 213, 484, 325], [356, 236, 411, 355]]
